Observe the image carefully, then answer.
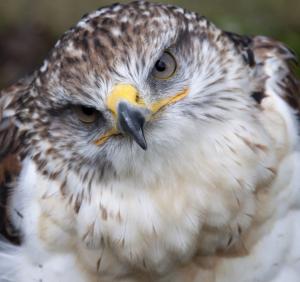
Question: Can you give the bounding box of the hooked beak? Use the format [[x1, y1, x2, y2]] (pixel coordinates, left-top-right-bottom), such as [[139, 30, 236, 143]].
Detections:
[[94, 84, 189, 149], [105, 84, 149, 150], [118, 102, 147, 150]]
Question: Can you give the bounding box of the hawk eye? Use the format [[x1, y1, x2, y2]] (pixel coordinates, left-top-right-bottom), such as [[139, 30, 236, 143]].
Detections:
[[152, 51, 177, 79], [74, 105, 98, 123]]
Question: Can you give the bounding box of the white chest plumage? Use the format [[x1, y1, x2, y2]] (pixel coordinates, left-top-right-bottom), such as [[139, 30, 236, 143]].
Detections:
[[4, 90, 300, 282]]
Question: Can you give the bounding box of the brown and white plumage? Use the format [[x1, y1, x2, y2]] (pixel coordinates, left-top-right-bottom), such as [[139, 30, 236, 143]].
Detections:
[[0, 2, 299, 282]]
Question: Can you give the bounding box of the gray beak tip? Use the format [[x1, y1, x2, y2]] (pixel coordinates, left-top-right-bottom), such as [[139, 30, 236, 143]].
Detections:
[[137, 130, 147, 150], [118, 102, 148, 150]]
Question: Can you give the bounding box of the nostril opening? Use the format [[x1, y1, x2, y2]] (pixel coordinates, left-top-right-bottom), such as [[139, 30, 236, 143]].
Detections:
[[135, 95, 142, 104]]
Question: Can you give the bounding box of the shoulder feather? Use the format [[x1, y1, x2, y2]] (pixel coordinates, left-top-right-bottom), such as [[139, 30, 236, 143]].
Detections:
[[251, 36, 300, 113], [0, 75, 35, 244], [225, 32, 300, 114]]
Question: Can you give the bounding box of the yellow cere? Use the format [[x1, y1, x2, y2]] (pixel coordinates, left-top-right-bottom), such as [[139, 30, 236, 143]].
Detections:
[[106, 84, 146, 116], [94, 85, 189, 146]]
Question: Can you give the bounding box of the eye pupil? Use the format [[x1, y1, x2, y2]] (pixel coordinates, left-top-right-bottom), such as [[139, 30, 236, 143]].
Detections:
[[155, 60, 167, 72], [152, 51, 177, 79], [74, 105, 98, 123], [81, 106, 95, 116]]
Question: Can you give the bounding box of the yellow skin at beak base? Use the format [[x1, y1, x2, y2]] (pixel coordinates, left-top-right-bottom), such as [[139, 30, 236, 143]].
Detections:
[[94, 84, 189, 146], [150, 89, 188, 113], [106, 84, 146, 116]]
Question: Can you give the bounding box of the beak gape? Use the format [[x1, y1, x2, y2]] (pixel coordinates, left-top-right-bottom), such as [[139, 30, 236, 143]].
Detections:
[[117, 102, 148, 150]]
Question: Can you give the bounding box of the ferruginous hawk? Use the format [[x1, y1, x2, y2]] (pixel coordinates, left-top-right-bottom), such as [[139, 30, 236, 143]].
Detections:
[[0, 2, 299, 282]]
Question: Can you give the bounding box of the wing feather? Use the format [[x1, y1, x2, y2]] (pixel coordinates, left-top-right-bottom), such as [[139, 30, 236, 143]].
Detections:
[[251, 36, 300, 113], [0, 76, 34, 243], [225, 32, 300, 114], [0, 77, 33, 159]]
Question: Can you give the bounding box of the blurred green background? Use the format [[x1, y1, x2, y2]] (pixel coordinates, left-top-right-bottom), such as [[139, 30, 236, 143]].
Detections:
[[0, 0, 299, 88]]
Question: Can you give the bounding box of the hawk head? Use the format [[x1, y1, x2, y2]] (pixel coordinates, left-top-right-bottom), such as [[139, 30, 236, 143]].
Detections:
[[16, 1, 257, 184]]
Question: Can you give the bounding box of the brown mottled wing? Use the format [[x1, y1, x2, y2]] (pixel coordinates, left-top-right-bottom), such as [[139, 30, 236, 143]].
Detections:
[[1, 90, 22, 160], [0, 76, 33, 169], [251, 36, 300, 113], [0, 76, 34, 243], [225, 31, 300, 114]]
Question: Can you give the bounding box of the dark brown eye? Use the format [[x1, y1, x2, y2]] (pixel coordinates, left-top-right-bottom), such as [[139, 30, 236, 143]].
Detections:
[[152, 51, 177, 79], [74, 105, 98, 123]]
